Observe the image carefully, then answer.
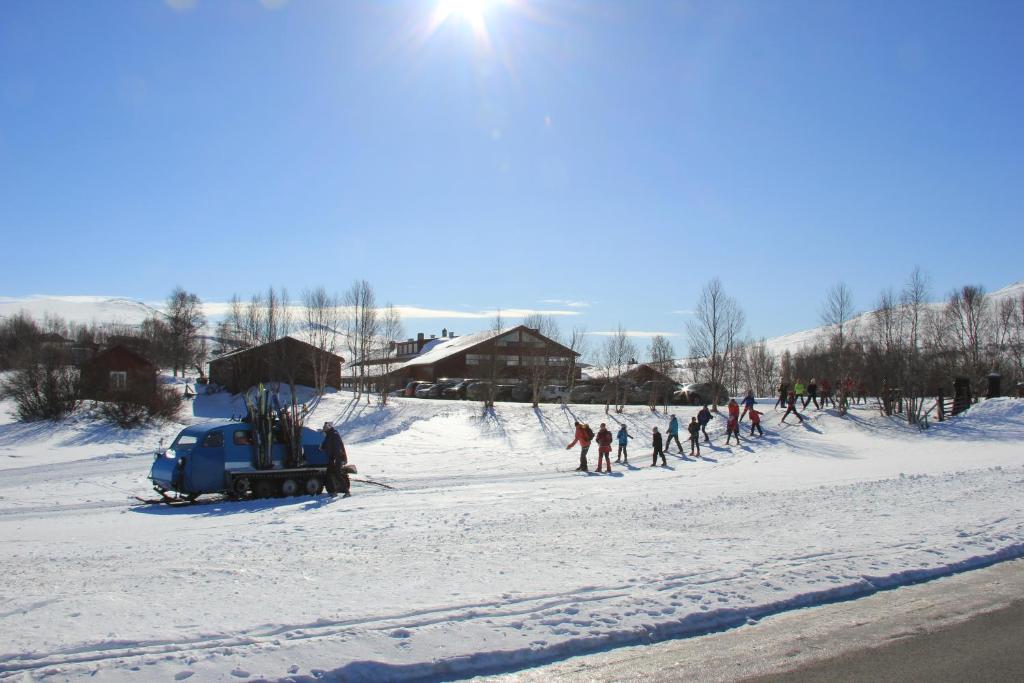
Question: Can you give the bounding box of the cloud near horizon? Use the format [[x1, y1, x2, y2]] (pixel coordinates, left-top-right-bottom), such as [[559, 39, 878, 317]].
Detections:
[[196, 301, 580, 321]]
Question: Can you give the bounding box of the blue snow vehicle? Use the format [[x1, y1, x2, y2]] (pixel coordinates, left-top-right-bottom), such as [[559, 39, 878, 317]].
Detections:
[[148, 420, 329, 501]]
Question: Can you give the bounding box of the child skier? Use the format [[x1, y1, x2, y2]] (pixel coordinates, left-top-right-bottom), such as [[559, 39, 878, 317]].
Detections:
[[725, 413, 741, 445], [748, 407, 764, 436], [616, 424, 632, 463], [651, 427, 666, 467], [595, 423, 613, 473], [697, 404, 713, 443], [688, 416, 701, 457]]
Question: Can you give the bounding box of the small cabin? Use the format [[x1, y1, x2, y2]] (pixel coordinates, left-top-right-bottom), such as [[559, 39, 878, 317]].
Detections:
[[79, 345, 159, 402]]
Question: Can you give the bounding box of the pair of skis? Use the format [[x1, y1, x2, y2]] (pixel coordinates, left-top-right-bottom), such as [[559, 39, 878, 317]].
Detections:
[[243, 385, 274, 469]]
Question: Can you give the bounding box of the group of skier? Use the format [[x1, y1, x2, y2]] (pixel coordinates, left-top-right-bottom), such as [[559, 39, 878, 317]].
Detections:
[[775, 376, 868, 418], [566, 389, 771, 472]]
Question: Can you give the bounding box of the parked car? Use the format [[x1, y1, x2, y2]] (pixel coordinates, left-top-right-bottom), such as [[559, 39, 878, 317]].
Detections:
[[494, 384, 516, 402], [466, 381, 493, 401], [674, 381, 728, 405], [404, 380, 431, 397], [442, 379, 474, 400], [569, 384, 604, 404], [510, 384, 532, 402], [414, 383, 437, 398], [639, 380, 679, 403], [539, 385, 570, 402]]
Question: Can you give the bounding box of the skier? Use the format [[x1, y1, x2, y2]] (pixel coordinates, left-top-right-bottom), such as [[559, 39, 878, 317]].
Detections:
[[739, 390, 756, 421], [651, 426, 666, 467], [725, 413, 741, 445], [820, 378, 833, 408], [595, 423, 613, 473], [697, 404, 713, 443], [320, 422, 350, 498], [687, 416, 701, 457], [748, 407, 764, 436], [566, 421, 594, 471], [665, 414, 683, 454], [616, 424, 632, 463], [775, 380, 789, 410], [780, 390, 804, 424], [804, 378, 820, 410], [793, 378, 806, 407], [727, 398, 740, 424]]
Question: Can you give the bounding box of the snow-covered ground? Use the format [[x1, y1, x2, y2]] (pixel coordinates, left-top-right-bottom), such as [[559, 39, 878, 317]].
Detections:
[[0, 391, 1022, 681]]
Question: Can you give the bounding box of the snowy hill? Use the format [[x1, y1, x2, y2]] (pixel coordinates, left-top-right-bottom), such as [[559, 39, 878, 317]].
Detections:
[[0, 388, 1022, 681], [0, 295, 164, 327], [762, 280, 1024, 356]]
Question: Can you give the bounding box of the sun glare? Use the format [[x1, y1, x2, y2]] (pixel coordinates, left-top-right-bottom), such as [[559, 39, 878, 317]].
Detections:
[[430, 0, 495, 46]]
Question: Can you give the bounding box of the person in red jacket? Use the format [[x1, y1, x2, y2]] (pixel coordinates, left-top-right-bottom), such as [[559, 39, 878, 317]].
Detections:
[[748, 407, 764, 436], [566, 421, 593, 472], [595, 423, 613, 473]]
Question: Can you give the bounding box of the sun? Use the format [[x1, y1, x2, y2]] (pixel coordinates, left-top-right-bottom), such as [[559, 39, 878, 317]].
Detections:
[[429, 0, 496, 46]]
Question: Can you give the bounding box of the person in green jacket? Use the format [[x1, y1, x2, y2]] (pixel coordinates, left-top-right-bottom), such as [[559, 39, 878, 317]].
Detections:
[[793, 378, 807, 404]]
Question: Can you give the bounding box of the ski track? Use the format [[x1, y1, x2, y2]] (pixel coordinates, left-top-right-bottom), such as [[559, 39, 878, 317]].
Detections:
[[0, 394, 1022, 681]]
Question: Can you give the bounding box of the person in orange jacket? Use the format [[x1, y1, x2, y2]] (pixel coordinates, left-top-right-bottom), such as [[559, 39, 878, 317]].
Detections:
[[595, 423, 613, 473], [567, 421, 593, 472], [748, 407, 764, 436]]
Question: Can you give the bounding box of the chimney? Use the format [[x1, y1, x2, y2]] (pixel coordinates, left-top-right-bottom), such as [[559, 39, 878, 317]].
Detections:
[[430, 335, 436, 340], [449, 330, 455, 338], [417, 333, 424, 342], [442, 327, 448, 338]]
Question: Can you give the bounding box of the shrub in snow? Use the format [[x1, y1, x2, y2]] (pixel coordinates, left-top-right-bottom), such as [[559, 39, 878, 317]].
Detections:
[[0, 346, 80, 421], [97, 385, 183, 428]]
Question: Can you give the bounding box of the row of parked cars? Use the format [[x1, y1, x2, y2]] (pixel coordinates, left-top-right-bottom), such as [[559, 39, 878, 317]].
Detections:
[[402, 379, 728, 406]]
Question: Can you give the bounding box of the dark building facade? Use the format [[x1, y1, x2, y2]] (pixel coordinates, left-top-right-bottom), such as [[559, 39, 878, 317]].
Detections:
[[208, 336, 344, 394], [79, 345, 158, 401]]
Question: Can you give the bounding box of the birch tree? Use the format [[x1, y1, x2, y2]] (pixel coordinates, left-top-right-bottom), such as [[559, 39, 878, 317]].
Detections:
[[686, 278, 745, 403]]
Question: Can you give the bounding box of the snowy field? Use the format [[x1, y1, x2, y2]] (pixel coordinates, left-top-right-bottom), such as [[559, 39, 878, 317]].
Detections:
[[1, 391, 1023, 682]]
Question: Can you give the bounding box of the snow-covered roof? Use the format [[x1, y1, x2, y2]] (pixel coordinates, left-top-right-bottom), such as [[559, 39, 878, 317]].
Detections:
[[390, 328, 505, 373]]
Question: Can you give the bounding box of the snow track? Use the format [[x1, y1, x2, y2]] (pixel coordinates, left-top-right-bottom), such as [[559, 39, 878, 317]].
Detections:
[[0, 394, 1022, 681]]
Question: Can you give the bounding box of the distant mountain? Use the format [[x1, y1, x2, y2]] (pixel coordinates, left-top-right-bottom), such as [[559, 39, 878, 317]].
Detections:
[[0, 295, 164, 328]]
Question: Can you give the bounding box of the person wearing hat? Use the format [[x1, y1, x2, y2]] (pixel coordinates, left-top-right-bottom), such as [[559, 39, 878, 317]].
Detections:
[[594, 423, 613, 473], [320, 422, 350, 498]]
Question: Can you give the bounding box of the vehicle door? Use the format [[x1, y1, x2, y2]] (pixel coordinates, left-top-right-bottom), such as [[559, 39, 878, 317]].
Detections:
[[185, 429, 227, 494]]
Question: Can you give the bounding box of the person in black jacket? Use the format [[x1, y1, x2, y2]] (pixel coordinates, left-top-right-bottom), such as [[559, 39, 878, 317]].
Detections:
[[687, 416, 701, 457], [320, 422, 350, 498], [651, 427, 666, 467]]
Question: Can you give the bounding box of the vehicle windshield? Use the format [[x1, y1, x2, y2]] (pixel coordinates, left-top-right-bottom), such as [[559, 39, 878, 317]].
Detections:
[[169, 434, 199, 455]]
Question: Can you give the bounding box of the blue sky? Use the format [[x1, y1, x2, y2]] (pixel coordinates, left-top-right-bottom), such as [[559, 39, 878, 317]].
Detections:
[[1, 0, 1021, 346]]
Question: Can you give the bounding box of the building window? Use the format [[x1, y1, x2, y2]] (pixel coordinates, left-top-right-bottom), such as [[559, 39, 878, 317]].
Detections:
[[110, 371, 127, 390], [233, 430, 254, 446]]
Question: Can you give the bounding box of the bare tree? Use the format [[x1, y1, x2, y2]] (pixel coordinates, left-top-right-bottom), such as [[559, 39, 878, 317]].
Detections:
[[600, 324, 636, 413], [820, 282, 855, 371], [565, 325, 588, 393], [686, 278, 745, 403], [740, 339, 777, 398], [997, 293, 1024, 381], [342, 280, 379, 401], [376, 303, 404, 405], [244, 292, 266, 347], [945, 285, 990, 378], [522, 313, 561, 408], [302, 286, 343, 396], [647, 335, 676, 410], [166, 287, 207, 378]]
